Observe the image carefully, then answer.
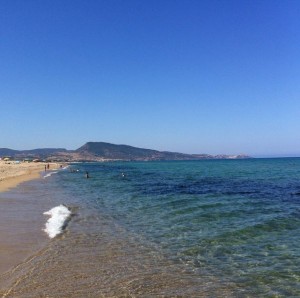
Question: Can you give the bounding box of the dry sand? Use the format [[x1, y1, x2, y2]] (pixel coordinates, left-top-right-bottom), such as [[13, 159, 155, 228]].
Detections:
[[0, 161, 61, 192]]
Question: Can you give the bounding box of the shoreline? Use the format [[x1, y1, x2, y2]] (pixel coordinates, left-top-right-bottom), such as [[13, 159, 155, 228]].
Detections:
[[0, 161, 63, 192], [0, 161, 65, 276]]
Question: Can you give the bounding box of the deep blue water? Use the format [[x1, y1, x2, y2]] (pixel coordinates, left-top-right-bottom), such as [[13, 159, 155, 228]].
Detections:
[[53, 158, 300, 296]]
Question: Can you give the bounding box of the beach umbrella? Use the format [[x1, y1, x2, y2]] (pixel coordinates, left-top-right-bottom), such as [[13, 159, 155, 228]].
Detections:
[[3, 157, 10, 161]]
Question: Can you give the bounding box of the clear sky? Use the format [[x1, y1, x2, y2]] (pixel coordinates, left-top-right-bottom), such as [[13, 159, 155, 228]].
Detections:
[[1, 0, 299, 157]]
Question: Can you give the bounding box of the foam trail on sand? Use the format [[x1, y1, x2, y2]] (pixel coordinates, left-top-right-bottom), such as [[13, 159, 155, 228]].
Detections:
[[43, 205, 71, 238], [43, 171, 58, 179]]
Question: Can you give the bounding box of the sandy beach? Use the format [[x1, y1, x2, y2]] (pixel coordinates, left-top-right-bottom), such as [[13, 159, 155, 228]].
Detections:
[[0, 161, 61, 192]]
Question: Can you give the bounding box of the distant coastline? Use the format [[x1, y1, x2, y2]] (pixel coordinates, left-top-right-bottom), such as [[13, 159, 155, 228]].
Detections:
[[0, 141, 251, 162]]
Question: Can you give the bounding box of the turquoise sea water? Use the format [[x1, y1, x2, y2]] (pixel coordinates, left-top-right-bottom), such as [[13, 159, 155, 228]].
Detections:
[[2, 158, 300, 297]]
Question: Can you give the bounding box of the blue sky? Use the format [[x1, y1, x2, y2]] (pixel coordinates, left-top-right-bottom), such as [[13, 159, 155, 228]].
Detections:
[[1, 0, 299, 157]]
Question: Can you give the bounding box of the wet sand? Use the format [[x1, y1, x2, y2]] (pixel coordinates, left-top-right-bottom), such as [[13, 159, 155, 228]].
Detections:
[[0, 162, 63, 275], [0, 187, 49, 275]]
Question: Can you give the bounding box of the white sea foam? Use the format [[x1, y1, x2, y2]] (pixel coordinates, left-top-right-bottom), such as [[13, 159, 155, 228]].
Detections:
[[43, 205, 72, 238], [43, 171, 58, 179]]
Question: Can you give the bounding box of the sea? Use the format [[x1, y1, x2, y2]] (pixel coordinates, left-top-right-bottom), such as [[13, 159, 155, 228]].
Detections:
[[1, 158, 300, 297]]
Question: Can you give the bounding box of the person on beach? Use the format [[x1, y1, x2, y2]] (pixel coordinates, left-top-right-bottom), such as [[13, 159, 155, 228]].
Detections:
[[45, 165, 47, 171], [47, 163, 50, 170]]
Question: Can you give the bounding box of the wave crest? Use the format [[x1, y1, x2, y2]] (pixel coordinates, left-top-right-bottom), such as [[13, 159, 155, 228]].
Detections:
[[43, 205, 71, 238]]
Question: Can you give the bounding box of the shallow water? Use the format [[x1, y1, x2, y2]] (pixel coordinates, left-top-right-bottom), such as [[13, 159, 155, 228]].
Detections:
[[1, 159, 300, 297]]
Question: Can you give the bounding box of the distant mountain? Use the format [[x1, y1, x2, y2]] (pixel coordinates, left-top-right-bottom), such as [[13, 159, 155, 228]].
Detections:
[[0, 148, 19, 157], [75, 142, 197, 161], [0, 148, 67, 159], [0, 142, 251, 161]]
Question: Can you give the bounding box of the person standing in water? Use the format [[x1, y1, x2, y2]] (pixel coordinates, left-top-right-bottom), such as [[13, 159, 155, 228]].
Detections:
[[85, 171, 89, 179]]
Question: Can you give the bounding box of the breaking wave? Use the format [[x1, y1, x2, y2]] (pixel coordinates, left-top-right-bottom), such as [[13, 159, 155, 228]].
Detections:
[[43, 205, 72, 238]]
